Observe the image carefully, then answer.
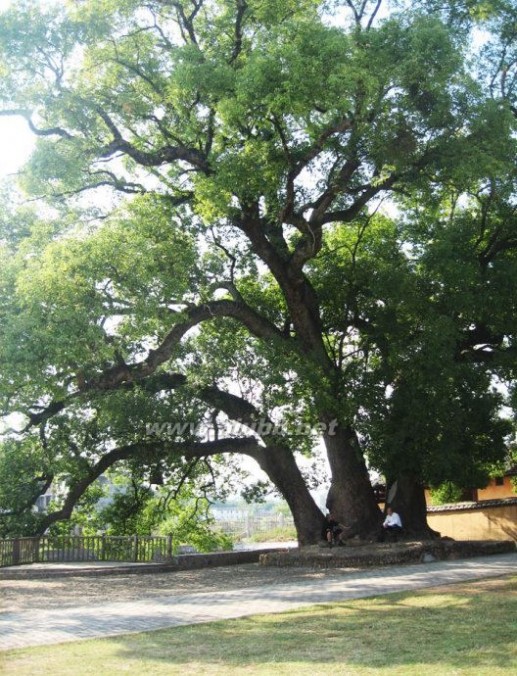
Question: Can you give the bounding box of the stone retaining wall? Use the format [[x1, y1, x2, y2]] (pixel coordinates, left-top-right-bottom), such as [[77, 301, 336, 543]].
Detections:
[[259, 540, 515, 569]]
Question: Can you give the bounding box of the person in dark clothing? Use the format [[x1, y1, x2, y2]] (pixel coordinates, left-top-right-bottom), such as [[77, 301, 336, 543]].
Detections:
[[322, 512, 344, 546]]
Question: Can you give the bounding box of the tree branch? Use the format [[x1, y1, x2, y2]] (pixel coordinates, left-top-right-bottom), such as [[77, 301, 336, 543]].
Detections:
[[366, 0, 383, 30], [94, 104, 210, 173], [320, 174, 397, 225], [172, 0, 203, 45], [230, 0, 247, 64], [24, 300, 289, 428], [35, 436, 262, 534], [0, 109, 74, 139]]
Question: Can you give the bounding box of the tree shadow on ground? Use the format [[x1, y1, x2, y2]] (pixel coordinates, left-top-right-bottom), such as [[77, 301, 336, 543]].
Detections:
[[108, 577, 516, 672]]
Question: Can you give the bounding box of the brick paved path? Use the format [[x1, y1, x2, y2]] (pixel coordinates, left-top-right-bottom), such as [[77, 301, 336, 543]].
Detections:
[[1, 553, 515, 651]]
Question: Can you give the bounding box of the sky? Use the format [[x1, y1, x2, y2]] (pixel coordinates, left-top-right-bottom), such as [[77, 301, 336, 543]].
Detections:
[[0, 117, 35, 178], [0, 0, 35, 179]]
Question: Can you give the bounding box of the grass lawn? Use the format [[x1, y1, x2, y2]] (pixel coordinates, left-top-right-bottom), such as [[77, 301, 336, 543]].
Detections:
[[1, 576, 515, 675]]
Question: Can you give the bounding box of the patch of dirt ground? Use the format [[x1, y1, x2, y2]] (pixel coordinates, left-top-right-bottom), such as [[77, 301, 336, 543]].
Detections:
[[0, 563, 363, 613], [1, 554, 514, 614]]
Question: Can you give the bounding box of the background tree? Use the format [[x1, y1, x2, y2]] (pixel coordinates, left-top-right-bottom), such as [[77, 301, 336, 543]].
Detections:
[[0, 0, 515, 542]]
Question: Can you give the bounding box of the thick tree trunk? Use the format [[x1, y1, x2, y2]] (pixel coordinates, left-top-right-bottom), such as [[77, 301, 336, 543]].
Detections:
[[255, 443, 325, 545], [324, 424, 381, 537], [387, 475, 440, 540]]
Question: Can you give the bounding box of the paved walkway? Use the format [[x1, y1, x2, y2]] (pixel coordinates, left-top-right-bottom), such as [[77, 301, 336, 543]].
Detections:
[[1, 553, 515, 651]]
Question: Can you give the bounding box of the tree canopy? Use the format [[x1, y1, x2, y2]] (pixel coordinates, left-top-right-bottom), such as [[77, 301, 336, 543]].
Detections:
[[0, 0, 516, 543]]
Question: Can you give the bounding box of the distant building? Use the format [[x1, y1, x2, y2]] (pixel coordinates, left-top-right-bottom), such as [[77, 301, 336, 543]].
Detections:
[[425, 466, 517, 541], [474, 467, 516, 501], [34, 491, 52, 512], [424, 466, 517, 505]]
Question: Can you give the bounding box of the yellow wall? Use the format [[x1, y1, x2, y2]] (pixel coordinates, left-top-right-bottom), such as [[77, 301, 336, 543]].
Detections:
[[427, 503, 517, 541]]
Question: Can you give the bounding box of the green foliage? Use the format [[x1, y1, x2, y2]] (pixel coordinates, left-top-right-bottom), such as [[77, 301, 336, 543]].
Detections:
[[429, 481, 468, 505], [97, 475, 233, 552], [246, 524, 297, 542], [156, 504, 234, 554], [47, 481, 107, 536], [0, 438, 50, 537], [47, 469, 234, 552]]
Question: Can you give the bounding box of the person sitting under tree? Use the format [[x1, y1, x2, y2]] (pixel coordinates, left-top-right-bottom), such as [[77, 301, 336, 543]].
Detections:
[[379, 506, 403, 542], [322, 512, 347, 546]]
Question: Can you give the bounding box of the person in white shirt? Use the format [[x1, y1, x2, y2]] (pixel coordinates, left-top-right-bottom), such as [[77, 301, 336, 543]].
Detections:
[[380, 506, 403, 541]]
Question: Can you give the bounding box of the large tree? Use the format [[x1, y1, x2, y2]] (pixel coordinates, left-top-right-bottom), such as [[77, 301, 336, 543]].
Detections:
[[0, 0, 515, 542]]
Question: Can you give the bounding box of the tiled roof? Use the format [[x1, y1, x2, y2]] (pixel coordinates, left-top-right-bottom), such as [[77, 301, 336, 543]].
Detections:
[[427, 497, 517, 512]]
